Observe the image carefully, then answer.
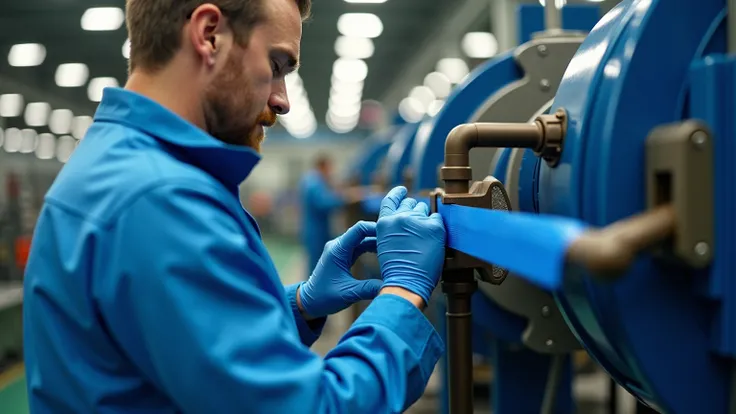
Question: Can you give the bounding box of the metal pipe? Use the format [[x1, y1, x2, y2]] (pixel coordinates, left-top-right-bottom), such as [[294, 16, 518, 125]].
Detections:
[[540, 355, 566, 414], [442, 270, 477, 414], [544, 0, 562, 32], [445, 123, 543, 167]]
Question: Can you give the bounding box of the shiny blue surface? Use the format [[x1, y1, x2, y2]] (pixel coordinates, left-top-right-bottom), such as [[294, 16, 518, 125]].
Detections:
[[546, 0, 730, 411], [383, 123, 421, 187], [23, 88, 444, 413], [351, 133, 393, 186], [411, 52, 522, 191]]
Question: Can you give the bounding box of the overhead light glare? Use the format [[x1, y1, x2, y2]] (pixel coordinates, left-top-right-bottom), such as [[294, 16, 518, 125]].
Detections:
[[81, 7, 125, 31], [462, 32, 499, 59], [398, 97, 425, 123], [332, 58, 368, 83], [4, 128, 22, 153], [57, 135, 76, 163], [88, 77, 119, 102], [436, 58, 469, 84], [36, 133, 56, 160], [122, 38, 131, 59], [72, 116, 94, 140], [538, 0, 568, 6], [0, 94, 24, 117], [49, 109, 74, 134], [55, 63, 90, 88], [344, 0, 387, 3], [409, 86, 436, 109], [20, 129, 38, 154], [424, 72, 452, 99], [428, 99, 445, 117], [334, 36, 375, 59], [337, 13, 383, 38], [24, 102, 51, 127], [329, 91, 362, 107], [8, 43, 46, 67]]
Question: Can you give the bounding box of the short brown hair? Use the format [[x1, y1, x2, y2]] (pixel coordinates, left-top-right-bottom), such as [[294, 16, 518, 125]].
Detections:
[[125, 0, 311, 73]]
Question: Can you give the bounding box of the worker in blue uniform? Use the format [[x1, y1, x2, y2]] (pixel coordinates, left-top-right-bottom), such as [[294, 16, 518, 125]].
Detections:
[[299, 154, 363, 278], [22, 1, 447, 413]]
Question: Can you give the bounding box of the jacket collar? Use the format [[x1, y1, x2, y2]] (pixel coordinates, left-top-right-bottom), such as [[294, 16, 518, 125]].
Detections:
[[94, 87, 261, 187]]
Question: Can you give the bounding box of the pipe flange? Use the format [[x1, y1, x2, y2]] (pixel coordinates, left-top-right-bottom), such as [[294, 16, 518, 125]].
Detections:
[[534, 108, 567, 167]]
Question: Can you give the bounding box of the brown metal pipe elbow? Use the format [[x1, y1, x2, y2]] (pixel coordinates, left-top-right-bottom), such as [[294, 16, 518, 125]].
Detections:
[[445, 124, 479, 168]]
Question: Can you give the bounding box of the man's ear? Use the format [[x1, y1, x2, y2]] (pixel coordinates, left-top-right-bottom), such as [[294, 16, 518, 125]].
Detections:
[[186, 4, 228, 67]]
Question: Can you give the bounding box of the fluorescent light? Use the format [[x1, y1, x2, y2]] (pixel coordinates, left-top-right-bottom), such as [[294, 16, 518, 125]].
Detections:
[[329, 101, 362, 118], [332, 58, 368, 83], [81, 7, 125, 31], [424, 72, 452, 99], [462, 32, 499, 59], [326, 111, 359, 134], [49, 109, 74, 135], [36, 133, 56, 160], [57, 135, 76, 163], [428, 99, 445, 117], [8, 43, 46, 67], [88, 77, 119, 102], [398, 97, 425, 123], [72, 116, 94, 140], [436, 58, 469, 84], [409, 86, 436, 109], [337, 13, 383, 38], [0, 94, 24, 117], [331, 77, 364, 95], [335, 36, 375, 59], [55, 63, 90, 88], [538, 0, 567, 6], [344, 0, 387, 3], [330, 91, 362, 107], [4, 128, 21, 153], [20, 129, 38, 154], [24, 102, 51, 127], [122, 38, 131, 59]]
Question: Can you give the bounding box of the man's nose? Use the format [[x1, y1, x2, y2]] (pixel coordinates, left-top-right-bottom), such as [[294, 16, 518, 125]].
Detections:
[[269, 90, 290, 115]]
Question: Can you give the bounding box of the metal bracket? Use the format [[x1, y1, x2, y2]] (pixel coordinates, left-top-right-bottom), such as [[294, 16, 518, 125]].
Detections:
[[431, 177, 511, 284], [646, 120, 714, 268]]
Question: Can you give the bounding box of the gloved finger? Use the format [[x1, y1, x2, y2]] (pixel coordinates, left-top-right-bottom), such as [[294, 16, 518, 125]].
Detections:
[[412, 201, 430, 216], [353, 279, 383, 301], [341, 221, 377, 247], [350, 237, 377, 264], [379, 186, 407, 218], [396, 197, 418, 214]]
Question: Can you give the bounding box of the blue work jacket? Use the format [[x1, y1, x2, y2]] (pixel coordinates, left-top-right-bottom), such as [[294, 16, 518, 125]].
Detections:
[[23, 88, 444, 414]]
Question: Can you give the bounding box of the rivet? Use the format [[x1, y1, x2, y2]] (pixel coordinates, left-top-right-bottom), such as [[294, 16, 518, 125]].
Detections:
[[694, 241, 709, 257]]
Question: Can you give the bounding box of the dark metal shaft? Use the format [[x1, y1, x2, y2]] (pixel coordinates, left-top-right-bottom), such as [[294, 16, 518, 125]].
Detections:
[[442, 270, 478, 414]]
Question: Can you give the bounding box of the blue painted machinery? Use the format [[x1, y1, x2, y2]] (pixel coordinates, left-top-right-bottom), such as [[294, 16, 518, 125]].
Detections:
[[413, 0, 736, 413], [410, 3, 600, 414]]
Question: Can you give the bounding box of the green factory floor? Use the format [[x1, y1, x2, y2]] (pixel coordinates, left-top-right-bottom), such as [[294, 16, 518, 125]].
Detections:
[[0, 235, 304, 414]]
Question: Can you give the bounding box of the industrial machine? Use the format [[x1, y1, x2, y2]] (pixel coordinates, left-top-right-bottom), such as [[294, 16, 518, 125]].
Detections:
[[410, 3, 600, 413], [422, 0, 735, 412]]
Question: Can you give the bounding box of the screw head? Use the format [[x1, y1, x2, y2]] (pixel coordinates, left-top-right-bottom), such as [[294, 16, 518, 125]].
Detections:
[[546, 339, 554, 347], [537, 45, 548, 56], [540, 79, 551, 91], [541, 306, 551, 317], [694, 241, 709, 257], [691, 131, 708, 148]]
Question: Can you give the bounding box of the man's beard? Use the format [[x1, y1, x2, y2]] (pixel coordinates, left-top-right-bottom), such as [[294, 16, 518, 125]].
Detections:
[[203, 49, 276, 152]]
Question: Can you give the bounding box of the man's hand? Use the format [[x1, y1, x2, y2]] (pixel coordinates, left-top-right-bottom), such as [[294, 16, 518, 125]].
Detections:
[[376, 186, 446, 307], [298, 221, 383, 318]]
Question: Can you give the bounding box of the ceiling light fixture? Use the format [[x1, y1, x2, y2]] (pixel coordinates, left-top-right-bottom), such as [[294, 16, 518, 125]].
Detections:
[[36, 133, 56, 160], [462, 32, 499, 59], [72, 116, 94, 140], [24, 102, 51, 127], [55, 63, 90, 88], [0, 94, 24, 117], [337, 13, 384, 38], [88, 77, 120, 102], [332, 58, 368, 83], [8, 43, 46, 67], [334, 36, 375, 60], [122, 39, 131, 59], [81, 7, 125, 31], [49, 109, 74, 135], [436, 58, 470, 84]]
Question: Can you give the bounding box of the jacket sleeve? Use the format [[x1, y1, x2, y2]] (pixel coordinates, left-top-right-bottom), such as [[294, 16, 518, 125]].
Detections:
[[97, 182, 444, 414], [283, 282, 326, 347]]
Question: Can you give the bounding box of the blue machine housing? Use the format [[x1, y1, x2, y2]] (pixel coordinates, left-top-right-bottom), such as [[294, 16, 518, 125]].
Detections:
[[536, 0, 732, 412], [348, 130, 395, 187]]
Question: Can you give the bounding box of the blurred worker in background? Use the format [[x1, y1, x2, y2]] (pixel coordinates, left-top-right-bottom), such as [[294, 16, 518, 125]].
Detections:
[[23, 1, 447, 413], [299, 154, 364, 279]]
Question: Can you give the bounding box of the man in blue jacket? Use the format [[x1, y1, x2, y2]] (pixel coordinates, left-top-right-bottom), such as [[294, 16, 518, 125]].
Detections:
[[23, 0, 447, 413], [299, 154, 363, 278]]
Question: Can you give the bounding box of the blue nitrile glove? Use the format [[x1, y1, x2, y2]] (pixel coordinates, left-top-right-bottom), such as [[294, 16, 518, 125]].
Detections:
[[377, 186, 446, 305], [299, 221, 383, 318]]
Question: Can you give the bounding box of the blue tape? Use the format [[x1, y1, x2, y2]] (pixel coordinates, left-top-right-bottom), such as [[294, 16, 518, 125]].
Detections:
[[437, 202, 587, 291]]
